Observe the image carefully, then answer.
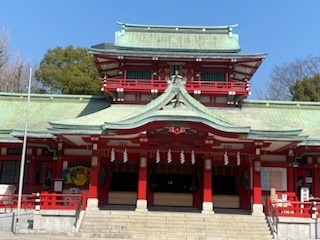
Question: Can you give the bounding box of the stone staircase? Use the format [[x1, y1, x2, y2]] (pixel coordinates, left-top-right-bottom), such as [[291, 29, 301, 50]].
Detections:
[[73, 209, 273, 240]]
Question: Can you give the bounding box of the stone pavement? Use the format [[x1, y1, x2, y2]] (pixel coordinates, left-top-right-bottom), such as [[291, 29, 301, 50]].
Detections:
[[1, 231, 125, 240], [1, 232, 70, 240]]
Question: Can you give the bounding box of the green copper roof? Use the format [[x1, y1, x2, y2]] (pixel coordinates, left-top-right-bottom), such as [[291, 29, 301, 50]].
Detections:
[[89, 46, 266, 59], [50, 75, 250, 134], [90, 22, 267, 82], [0, 93, 109, 138], [1, 90, 320, 144], [210, 100, 320, 140], [117, 22, 239, 30], [49, 76, 310, 142], [100, 75, 250, 133], [112, 22, 241, 53]]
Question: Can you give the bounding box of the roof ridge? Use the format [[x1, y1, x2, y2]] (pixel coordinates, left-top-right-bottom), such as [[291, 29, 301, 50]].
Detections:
[[244, 99, 320, 108], [117, 22, 238, 30]]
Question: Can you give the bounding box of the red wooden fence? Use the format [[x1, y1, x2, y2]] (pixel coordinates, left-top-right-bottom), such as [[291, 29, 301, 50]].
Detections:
[[265, 197, 320, 218], [101, 78, 249, 94], [0, 192, 87, 210]]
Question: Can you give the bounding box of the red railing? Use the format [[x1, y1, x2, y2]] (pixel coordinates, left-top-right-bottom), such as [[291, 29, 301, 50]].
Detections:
[[0, 192, 87, 211], [265, 197, 320, 218], [101, 78, 250, 95]]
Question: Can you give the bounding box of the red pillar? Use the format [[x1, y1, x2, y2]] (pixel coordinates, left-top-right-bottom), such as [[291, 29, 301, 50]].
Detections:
[[313, 165, 320, 197], [136, 156, 148, 211], [287, 165, 294, 193], [54, 142, 64, 178], [27, 149, 36, 187], [202, 158, 213, 213], [293, 165, 298, 199], [252, 166, 262, 204], [252, 154, 263, 215], [54, 159, 63, 179], [138, 157, 147, 200], [87, 148, 100, 210], [287, 154, 294, 193], [89, 155, 99, 198], [203, 159, 212, 202]]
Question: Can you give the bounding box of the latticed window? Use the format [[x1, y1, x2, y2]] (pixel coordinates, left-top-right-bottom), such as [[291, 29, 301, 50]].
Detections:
[[69, 161, 91, 168], [127, 70, 151, 79], [0, 160, 29, 184], [201, 72, 225, 81], [7, 148, 22, 155]]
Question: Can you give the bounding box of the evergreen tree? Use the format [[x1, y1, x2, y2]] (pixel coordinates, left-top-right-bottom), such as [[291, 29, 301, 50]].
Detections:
[[291, 74, 320, 101], [35, 46, 101, 95]]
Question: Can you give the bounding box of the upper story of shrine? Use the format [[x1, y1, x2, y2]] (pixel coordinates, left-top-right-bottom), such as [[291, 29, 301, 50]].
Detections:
[[89, 22, 267, 106]]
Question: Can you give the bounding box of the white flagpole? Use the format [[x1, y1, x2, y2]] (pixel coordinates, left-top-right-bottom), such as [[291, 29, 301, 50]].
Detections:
[[15, 67, 32, 234]]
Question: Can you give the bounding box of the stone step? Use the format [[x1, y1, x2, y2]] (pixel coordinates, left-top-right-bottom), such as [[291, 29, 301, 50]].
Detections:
[[79, 226, 272, 234], [83, 215, 268, 224], [80, 225, 270, 233], [84, 213, 267, 220], [74, 232, 273, 240], [81, 221, 270, 229], [81, 222, 270, 231], [78, 210, 273, 239], [80, 224, 270, 232], [83, 221, 268, 229]]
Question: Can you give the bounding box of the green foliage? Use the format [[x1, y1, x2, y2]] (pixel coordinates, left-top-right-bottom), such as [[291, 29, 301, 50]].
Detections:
[[290, 74, 320, 101], [35, 46, 101, 95]]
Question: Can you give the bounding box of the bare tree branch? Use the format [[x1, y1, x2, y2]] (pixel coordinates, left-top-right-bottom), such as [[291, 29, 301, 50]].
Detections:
[[0, 25, 42, 93], [0, 26, 10, 68], [265, 54, 320, 100]]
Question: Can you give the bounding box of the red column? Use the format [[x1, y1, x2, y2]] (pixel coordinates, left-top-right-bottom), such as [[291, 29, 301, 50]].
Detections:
[[313, 165, 320, 197], [88, 155, 100, 198], [252, 169, 262, 204], [287, 165, 294, 193], [54, 142, 64, 178], [87, 143, 100, 210], [27, 149, 36, 186], [292, 165, 299, 200], [138, 157, 147, 200], [252, 153, 263, 215], [136, 156, 148, 211], [202, 158, 213, 213], [203, 159, 212, 202], [54, 159, 63, 179], [287, 154, 294, 193]]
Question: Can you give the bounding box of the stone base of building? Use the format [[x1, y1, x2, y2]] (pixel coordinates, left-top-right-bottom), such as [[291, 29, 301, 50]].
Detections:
[[251, 203, 264, 215], [86, 198, 99, 210], [135, 199, 148, 212], [201, 201, 214, 214]]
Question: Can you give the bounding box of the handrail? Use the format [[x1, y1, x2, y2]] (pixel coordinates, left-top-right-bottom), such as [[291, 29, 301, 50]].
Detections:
[[73, 192, 86, 231], [265, 196, 320, 238], [101, 78, 249, 94], [265, 196, 318, 218], [265, 197, 278, 236], [0, 193, 87, 210]]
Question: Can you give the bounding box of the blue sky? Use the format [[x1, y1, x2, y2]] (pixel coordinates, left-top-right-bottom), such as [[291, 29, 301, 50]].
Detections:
[[1, 1, 320, 98]]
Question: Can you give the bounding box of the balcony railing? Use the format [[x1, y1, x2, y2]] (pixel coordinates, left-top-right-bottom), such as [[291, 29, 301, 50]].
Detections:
[[265, 196, 320, 219], [101, 78, 250, 95], [0, 192, 87, 211]]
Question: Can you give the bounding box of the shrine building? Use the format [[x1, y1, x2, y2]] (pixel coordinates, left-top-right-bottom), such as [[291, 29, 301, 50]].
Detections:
[[1, 22, 320, 215]]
